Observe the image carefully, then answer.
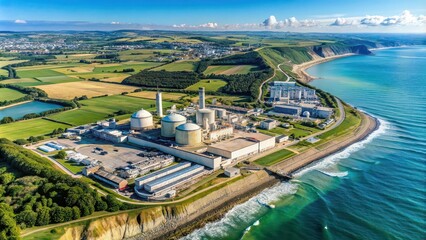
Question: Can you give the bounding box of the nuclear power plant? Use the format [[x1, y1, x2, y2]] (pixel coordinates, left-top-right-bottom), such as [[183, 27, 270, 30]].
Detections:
[[126, 87, 276, 199]]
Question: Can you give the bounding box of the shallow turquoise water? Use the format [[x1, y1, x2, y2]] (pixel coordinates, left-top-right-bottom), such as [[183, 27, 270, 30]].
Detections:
[[182, 46, 426, 240], [0, 101, 62, 120]]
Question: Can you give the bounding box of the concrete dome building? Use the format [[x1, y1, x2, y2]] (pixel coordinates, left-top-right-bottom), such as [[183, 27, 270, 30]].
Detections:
[[303, 111, 310, 118], [161, 113, 187, 138], [196, 108, 215, 129], [131, 109, 153, 130], [175, 123, 202, 146]]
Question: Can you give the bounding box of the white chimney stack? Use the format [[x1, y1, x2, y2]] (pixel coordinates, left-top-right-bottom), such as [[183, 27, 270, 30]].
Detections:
[[199, 87, 205, 109], [156, 91, 163, 117]]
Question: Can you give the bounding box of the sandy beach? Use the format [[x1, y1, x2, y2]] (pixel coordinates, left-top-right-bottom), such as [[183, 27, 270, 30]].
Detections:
[[292, 53, 355, 83]]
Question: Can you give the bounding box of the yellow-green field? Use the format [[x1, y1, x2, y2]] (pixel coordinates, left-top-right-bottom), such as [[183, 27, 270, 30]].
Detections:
[[127, 91, 186, 100], [36, 81, 139, 99], [204, 65, 259, 75], [0, 88, 26, 101], [0, 118, 70, 140], [186, 79, 227, 91], [152, 60, 196, 72]]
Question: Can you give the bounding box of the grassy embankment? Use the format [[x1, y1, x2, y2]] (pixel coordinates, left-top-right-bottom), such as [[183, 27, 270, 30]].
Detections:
[[254, 149, 296, 166]]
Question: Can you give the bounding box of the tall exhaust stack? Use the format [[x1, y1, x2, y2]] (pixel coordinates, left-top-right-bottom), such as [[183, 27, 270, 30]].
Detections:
[[199, 87, 205, 109], [156, 91, 163, 117]]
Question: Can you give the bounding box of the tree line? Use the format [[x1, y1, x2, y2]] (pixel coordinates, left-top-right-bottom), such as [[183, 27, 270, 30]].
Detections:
[[0, 139, 136, 238], [123, 70, 198, 89]]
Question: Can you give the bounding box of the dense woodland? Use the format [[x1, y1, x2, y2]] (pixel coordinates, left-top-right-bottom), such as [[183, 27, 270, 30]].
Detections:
[[0, 139, 134, 239], [123, 70, 198, 89]]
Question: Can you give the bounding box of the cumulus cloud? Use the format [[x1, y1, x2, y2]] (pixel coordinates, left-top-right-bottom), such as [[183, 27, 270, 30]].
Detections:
[[330, 18, 354, 26], [360, 10, 424, 26], [14, 19, 27, 24], [199, 22, 218, 28], [263, 15, 278, 27], [262, 16, 317, 29], [111, 21, 120, 25]]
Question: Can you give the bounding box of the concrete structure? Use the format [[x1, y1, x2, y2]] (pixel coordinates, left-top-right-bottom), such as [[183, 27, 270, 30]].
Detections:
[[92, 128, 127, 143], [134, 162, 191, 188], [156, 92, 163, 117], [175, 123, 202, 146], [224, 167, 240, 177], [207, 126, 233, 141], [260, 119, 278, 130], [161, 113, 187, 138], [207, 133, 275, 161], [196, 108, 215, 129], [131, 109, 153, 130], [273, 104, 333, 119], [134, 162, 205, 199], [215, 108, 227, 119], [276, 135, 289, 143], [269, 81, 317, 101], [92, 169, 128, 190], [273, 105, 302, 116], [199, 87, 205, 109], [129, 136, 222, 170]]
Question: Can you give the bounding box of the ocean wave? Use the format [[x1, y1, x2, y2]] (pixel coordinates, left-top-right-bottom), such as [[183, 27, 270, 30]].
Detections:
[[293, 117, 390, 177], [180, 182, 298, 240], [318, 170, 349, 178]]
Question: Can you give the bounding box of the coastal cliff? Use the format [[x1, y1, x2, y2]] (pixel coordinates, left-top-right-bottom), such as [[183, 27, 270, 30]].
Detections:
[[311, 44, 371, 58], [56, 171, 278, 240]]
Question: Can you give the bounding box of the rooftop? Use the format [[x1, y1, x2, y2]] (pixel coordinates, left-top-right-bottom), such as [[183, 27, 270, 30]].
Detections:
[[162, 113, 187, 123], [176, 122, 201, 131], [209, 138, 257, 152], [132, 109, 152, 118], [94, 169, 126, 184]]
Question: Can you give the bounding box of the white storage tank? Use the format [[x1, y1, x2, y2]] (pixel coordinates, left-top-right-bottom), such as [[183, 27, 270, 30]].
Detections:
[[196, 108, 215, 128], [161, 113, 187, 138], [175, 123, 202, 146], [131, 109, 153, 130]]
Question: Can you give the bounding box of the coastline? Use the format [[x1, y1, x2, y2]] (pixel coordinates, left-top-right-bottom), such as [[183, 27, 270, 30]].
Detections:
[[159, 112, 379, 240], [292, 53, 355, 83]]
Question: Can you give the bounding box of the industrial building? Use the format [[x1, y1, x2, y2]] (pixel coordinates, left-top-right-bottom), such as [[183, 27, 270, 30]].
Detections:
[[134, 162, 206, 199], [161, 113, 187, 138], [92, 169, 128, 191], [207, 132, 275, 161], [175, 123, 202, 146], [92, 128, 128, 143], [196, 108, 215, 129], [207, 126, 233, 141], [269, 81, 317, 102], [224, 167, 240, 177], [272, 103, 333, 119], [131, 108, 153, 130], [260, 119, 278, 130]]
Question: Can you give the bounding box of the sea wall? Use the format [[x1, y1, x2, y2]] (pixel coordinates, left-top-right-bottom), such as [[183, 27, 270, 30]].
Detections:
[[57, 170, 278, 240]]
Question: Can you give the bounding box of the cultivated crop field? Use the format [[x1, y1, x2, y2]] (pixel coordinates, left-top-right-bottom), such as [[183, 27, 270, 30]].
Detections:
[[0, 88, 26, 101], [204, 65, 259, 75], [128, 91, 186, 100], [92, 62, 161, 73], [152, 60, 196, 72], [186, 79, 227, 91], [48, 95, 174, 126], [35, 81, 139, 99]]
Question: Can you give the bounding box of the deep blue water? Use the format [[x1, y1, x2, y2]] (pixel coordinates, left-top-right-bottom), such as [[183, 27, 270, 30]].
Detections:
[[182, 46, 426, 240], [0, 101, 62, 120]]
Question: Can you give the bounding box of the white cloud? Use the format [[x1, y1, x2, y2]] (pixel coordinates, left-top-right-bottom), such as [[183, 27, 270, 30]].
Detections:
[[14, 19, 27, 24], [360, 10, 425, 26], [330, 18, 354, 26], [263, 15, 278, 27], [111, 21, 120, 25], [199, 22, 218, 28]]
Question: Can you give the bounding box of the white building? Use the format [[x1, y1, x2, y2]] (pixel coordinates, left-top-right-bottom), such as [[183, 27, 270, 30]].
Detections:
[[260, 119, 278, 130]]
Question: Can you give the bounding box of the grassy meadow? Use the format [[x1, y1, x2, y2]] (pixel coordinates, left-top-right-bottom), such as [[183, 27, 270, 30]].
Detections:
[[204, 65, 258, 75], [0, 88, 27, 101], [254, 149, 295, 166], [186, 79, 227, 91]]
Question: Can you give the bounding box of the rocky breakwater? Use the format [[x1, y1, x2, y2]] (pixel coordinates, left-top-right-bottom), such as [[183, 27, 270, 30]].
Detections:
[[58, 170, 278, 240]]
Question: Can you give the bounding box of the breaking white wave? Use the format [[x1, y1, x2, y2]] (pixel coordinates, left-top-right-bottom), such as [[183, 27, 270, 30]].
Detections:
[[318, 170, 349, 178], [180, 182, 298, 240], [293, 118, 389, 177]]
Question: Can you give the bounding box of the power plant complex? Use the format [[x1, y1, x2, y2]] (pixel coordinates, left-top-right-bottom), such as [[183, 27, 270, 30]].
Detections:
[[126, 87, 276, 199]]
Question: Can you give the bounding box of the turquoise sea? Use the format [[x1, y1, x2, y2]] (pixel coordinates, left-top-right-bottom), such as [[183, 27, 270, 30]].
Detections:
[[182, 46, 426, 240]]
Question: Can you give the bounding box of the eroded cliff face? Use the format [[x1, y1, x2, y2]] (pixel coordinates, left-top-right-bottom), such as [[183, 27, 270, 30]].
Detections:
[[55, 170, 277, 240], [310, 45, 372, 58]]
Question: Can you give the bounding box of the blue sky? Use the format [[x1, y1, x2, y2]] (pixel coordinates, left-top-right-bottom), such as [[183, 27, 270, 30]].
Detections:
[[1, 0, 425, 32]]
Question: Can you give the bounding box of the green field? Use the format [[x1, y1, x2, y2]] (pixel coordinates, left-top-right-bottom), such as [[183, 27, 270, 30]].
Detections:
[[204, 65, 258, 75], [258, 126, 314, 139], [152, 60, 196, 72], [0, 78, 48, 87], [35, 75, 80, 84], [186, 79, 227, 91], [318, 107, 361, 140], [254, 149, 295, 166], [92, 62, 161, 73], [0, 88, 26, 101], [49, 95, 174, 126], [0, 118, 70, 140], [16, 68, 66, 78], [55, 159, 85, 174]]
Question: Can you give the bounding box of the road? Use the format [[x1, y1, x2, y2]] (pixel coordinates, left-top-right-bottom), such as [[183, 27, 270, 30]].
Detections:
[[257, 62, 291, 102]]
